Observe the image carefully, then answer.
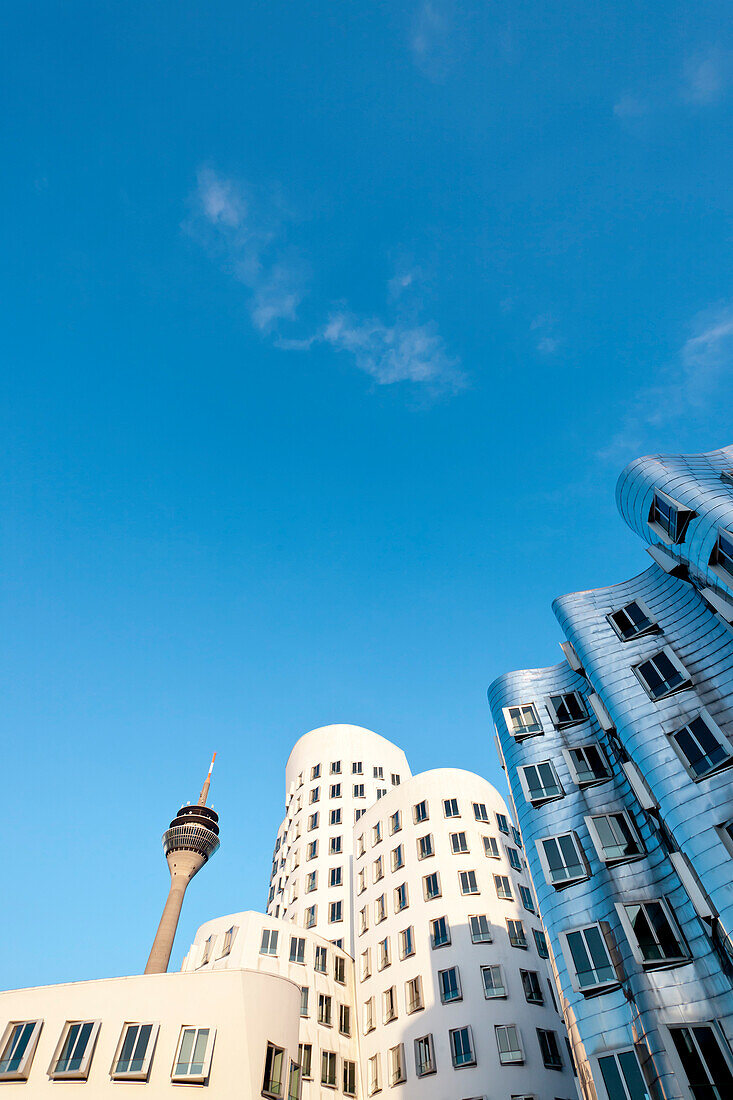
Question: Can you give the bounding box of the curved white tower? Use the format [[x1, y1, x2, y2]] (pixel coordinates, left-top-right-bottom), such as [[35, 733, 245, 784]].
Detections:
[[267, 725, 411, 956], [353, 769, 579, 1098]]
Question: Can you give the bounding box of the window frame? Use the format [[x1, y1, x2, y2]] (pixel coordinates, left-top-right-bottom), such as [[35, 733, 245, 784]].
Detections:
[[0, 1020, 43, 1081], [560, 922, 619, 994], [710, 527, 733, 584], [262, 1041, 286, 1098], [170, 1025, 216, 1085], [648, 490, 695, 545], [481, 964, 506, 999], [438, 965, 463, 1003], [596, 1048, 650, 1100], [414, 1034, 436, 1077], [449, 1025, 476, 1069], [545, 691, 588, 729], [668, 709, 733, 780], [607, 598, 658, 641], [502, 701, 545, 740], [615, 898, 689, 968], [585, 810, 644, 865], [536, 831, 589, 888], [109, 1021, 159, 1081], [495, 1024, 524, 1065], [47, 1020, 101, 1081], [632, 645, 691, 701], [562, 743, 612, 788], [518, 760, 565, 806]]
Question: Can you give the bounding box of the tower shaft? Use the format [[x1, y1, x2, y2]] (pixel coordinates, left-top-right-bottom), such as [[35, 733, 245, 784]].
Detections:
[[145, 851, 207, 974]]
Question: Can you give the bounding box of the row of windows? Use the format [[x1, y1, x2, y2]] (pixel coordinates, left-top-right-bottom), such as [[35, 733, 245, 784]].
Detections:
[[363, 1024, 566, 1092], [534, 814, 646, 888], [298, 989, 352, 1035], [357, 803, 521, 854], [358, 834, 524, 885], [305, 762, 400, 781], [295, 1044, 356, 1095], [259, 931, 349, 984], [360, 917, 548, 974], [648, 490, 733, 584], [357, 870, 534, 934], [0, 1020, 215, 1085]]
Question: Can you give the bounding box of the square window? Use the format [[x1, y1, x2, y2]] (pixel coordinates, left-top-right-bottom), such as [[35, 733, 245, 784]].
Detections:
[[473, 801, 489, 822], [598, 1049, 653, 1100], [503, 702, 544, 739], [48, 1021, 101, 1080], [649, 491, 695, 544], [330, 760, 341, 775], [172, 1027, 215, 1084], [671, 712, 732, 779], [413, 799, 429, 823], [633, 647, 690, 701], [519, 761, 564, 805], [563, 743, 612, 787], [618, 899, 687, 966], [260, 929, 279, 956], [546, 691, 587, 728], [538, 832, 588, 887], [289, 936, 306, 963], [607, 599, 657, 641], [586, 812, 643, 863], [0, 1021, 42, 1081], [483, 835, 500, 858], [669, 1025, 733, 1098], [310, 764, 321, 781], [443, 797, 460, 818], [494, 874, 512, 900], [352, 761, 363, 774]]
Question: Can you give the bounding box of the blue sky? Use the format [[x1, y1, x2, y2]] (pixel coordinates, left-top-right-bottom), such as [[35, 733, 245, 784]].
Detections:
[[3, 0, 733, 988]]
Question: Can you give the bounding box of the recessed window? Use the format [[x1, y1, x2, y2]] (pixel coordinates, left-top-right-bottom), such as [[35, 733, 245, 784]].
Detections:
[[496, 813, 510, 834], [671, 712, 732, 779], [329, 900, 342, 923], [307, 840, 318, 860], [414, 1034, 435, 1077], [597, 1048, 648, 1100], [391, 773, 401, 785], [496, 1024, 523, 1065], [417, 833, 434, 860], [304, 905, 317, 928], [619, 899, 687, 966], [0, 1021, 42, 1081], [394, 882, 409, 911], [315, 945, 327, 973], [608, 599, 657, 640], [383, 985, 397, 1023], [533, 928, 549, 958], [494, 874, 512, 900], [287, 1060, 301, 1100], [361, 949, 371, 980], [329, 808, 341, 825], [300, 986, 310, 1019], [343, 1059, 357, 1096], [669, 1025, 733, 1098], [363, 997, 375, 1033], [373, 822, 382, 845], [538, 832, 588, 887], [649, 491, 695, 544], [318, 994, 332, 1026], [537, 1028, 563, 1069], [375, 894, 386, 922], [451, 830, 469, 853], [262, 1042, 285, 1098], [405, 975, 424, 1013], [710, 529, 733, 582], [48, 1021, 101, 1080], [633, 647, 690, 700], [329, 866, 342, 887], [367, 1054, 380, 1095], [443, 797, 460, 818], [389, 1043, 406, 1086], [431, 915, 451, 948], [220, 925, 236, 958], [334, 955, 346, 984], [586, 812, 643, 863], [308, 812, 319, 831], [546, 691, 587, 728], [298, 1043, 312, 1081], [439, 966, 462, 1003], [450, 1026, 475, 1068], [563, 743, 612, 787], [353, 783, 365, 798], [390, 810, 402, 834], [374, 855, 384, 882], [378, 936, 391, 970], [359, 906, 369, 935], [330, 760, 341, 774], [391, 844, 404, 871], [306, 870, 317, 893], [507, 919, 527, 948], [563, 924, 618, 992], [504, 702, 544, 739], [519, 885, 535, 913], [413, 799, 429, 823], [473, 801, 489, 822], [483, 835, 500, 858], [329, 835, 342, 855], [481, 964, 506, 998], [519, 761, 564, 805], [260, 929, 279, 956], [311, 764, 321, 781], [506, 845, 522, 871], [171, 1027, 215, 1084], [423, 871, 441, 900], [520, 970, 544, 1005], [310, 786, 320, 804], [321, 1050, 337, 1089], [470, 914, 492, 943], [289, 936, 305, 964], [374, 766, 384, 779], [352, 761, 363, 775], [399, 926, 415, 958]]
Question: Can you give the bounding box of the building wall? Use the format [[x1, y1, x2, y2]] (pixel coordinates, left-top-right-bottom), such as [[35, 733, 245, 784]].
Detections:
[[488, 444, 733, 1100], [0, 968, 300, 1097], [182, 911, 360, 1100], [267, 725, 411, 957], [352, 768, 579, 1100]]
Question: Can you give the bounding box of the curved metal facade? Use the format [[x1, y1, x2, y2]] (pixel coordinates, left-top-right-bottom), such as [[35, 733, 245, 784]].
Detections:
[[489, 444, 733, 1100]]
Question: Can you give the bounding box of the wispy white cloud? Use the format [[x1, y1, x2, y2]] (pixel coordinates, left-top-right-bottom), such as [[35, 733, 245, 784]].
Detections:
[[410, 2, 452, 80], [613, 94, 649, 119], [598, 302, 733, 461], [188, 168, 462, 396], [531, 314, 561, 356], [191, 168, 304, 333], [683, 49, 727, 105]]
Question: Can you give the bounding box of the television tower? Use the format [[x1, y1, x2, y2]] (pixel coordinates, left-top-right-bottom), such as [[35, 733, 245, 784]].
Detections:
[[144, 754, 220, 975]]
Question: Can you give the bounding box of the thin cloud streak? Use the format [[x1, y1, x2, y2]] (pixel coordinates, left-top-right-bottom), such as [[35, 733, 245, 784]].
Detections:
[[683, 49, 727, 105], [410, 2, 452, 80], [189, 168, 462, 395], [598, 303, 733, 461]]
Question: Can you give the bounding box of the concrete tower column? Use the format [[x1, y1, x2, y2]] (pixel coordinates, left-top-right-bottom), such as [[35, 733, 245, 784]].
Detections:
[[145, 755, 220, 975]]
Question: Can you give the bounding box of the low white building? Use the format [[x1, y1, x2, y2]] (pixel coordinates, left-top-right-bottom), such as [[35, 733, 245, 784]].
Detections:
[[0, 968, 300, 1096]]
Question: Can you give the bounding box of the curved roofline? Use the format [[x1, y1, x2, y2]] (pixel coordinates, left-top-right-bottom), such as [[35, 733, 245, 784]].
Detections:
[[550, 563, 659, 614], [488, 661, 569, 698], [615, 443, 733, 510], [285, 723, 406, 770]]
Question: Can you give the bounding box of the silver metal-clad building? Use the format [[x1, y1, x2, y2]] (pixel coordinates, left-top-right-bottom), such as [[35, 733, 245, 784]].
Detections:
[[488, 445, 733, 1100]]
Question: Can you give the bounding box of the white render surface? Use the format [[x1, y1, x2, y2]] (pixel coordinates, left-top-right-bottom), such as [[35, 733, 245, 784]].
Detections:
[[0, 967, 300, 1097], [353, 768, 579, 1099], [268, 724, 411, 956], [182, 911, 359, 1100]]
